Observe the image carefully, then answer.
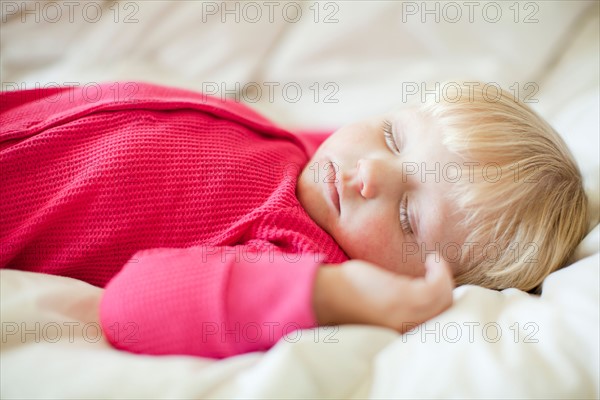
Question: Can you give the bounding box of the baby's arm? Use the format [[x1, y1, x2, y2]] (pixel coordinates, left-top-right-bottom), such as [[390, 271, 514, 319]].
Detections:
[[100, 247, 452, 359], [100, 245, 322, 359], [312, 255, 454, 331]]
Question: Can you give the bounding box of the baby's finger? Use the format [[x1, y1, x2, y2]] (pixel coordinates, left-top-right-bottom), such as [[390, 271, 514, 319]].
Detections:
[[422, 254, 455, 309], [402, 254, 454, 324]]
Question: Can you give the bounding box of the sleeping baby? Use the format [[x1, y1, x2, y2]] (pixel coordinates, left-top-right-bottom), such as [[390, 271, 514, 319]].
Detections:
[[0, 81, 589, 358]]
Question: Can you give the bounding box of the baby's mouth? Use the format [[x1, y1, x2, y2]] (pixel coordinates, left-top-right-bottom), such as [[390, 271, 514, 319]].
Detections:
[[326, 161, 340, 214]]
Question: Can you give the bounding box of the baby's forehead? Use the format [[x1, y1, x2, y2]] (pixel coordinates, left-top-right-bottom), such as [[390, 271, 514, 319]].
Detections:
[[385, 106, 422, 123]]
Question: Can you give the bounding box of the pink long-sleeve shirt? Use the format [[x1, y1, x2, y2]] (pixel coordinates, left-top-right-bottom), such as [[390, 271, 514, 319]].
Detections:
[[0, 82, 348, 358]]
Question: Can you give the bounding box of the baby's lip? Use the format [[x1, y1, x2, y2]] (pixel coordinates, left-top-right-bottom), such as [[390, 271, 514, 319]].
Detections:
[[327, 160, 341, 214]]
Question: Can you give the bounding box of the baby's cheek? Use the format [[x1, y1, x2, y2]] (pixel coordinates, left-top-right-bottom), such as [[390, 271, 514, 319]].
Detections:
[[349, 218, 404, 266], [394, 249, 426, 277]]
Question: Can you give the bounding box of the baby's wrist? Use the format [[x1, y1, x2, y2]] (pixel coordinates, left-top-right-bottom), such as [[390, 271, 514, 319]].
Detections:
[[312, 264, 343, 326]]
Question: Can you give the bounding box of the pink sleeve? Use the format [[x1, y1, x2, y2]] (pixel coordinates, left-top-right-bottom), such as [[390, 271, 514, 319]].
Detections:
[[99, 246, 322, 359]]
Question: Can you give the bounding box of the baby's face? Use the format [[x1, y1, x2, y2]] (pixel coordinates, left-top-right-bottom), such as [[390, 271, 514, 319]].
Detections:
[[297, 108, 468, 277]]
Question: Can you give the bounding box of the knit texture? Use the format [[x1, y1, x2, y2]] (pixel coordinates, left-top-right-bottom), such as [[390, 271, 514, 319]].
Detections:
[[0, 82, 348, 358]]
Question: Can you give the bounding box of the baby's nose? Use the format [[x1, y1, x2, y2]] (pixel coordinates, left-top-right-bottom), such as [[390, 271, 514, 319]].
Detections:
[[357, 158, 386, 199]]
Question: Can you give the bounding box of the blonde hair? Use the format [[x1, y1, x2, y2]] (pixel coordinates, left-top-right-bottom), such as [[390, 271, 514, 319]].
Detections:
[[417, 82, 589, 292]]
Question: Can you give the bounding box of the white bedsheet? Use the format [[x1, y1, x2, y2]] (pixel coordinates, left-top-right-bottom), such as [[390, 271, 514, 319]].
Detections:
[[1, 1, 599, 398], [2, 238, 598, 398]]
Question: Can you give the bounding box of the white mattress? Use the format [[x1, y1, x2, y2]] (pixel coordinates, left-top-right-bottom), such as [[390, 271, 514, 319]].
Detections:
[[1, 1, 599, 398]]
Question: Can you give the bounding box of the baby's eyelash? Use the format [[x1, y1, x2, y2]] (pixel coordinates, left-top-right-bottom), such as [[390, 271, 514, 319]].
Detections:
[[382, 119, 400, 154], [399, 193, 413, 235]]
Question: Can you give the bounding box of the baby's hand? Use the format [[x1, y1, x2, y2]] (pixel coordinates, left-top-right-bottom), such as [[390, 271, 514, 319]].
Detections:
[[313, 254, 454, 332]]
